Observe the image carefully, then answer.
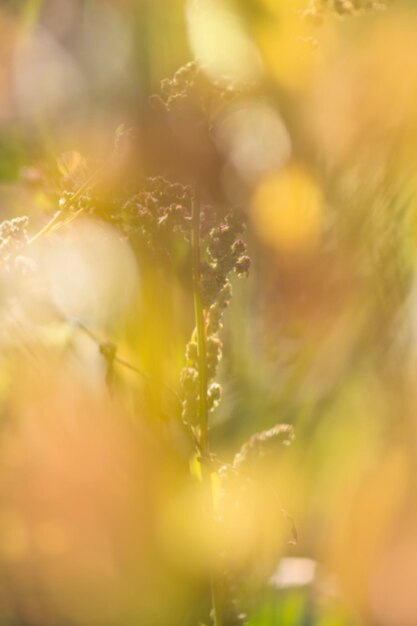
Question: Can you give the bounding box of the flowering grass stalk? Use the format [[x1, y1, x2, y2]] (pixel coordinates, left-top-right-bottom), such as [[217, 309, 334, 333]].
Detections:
[[191, 190, 224, 626], [191, 191, 209, 459]]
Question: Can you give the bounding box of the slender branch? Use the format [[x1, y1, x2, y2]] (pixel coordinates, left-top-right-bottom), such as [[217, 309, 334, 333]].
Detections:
[[71, 319, 181, 406], [28, 209, 63, 244], [71, 319, 203, 448], [28, 153, 114, 245]]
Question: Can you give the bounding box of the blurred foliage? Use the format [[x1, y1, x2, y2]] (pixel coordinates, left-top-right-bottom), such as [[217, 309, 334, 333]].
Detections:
[[1, 0, 417, 625]]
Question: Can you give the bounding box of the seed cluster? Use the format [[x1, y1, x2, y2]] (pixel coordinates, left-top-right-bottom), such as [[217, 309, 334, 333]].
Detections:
[[116, 176, 193, 254], [181, 211, 250, 427], [303, 0, 389, 20], [0, 216, 29, 269], [58, 188, 94, 215], [231, 424, 295, 472], [212, 423, 295, 626], [202, 211, 250, 308], [150, 61, 245, 118]]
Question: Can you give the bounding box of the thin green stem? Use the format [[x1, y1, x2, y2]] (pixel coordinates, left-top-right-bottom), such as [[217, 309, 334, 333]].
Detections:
[[28, 210, 63, 244], [191, 191, 209, 457], [191, 192, 223, 626]]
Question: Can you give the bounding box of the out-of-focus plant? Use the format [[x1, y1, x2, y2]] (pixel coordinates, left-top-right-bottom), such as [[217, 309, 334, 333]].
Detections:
[[4, 1, 417, 625], [0, 60, 297, 626]]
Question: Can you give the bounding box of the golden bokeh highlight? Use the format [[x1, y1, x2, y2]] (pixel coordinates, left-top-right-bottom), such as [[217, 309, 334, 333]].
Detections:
[[186, 0, 262, 84], [251, 164, 324, 254], [255, 17, 318, 92]]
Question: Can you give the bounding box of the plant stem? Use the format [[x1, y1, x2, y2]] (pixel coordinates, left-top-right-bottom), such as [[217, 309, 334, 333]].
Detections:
[[28, 210, 63, 244], [191, 191, 209, 457], [191, 192, 223, 626]]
